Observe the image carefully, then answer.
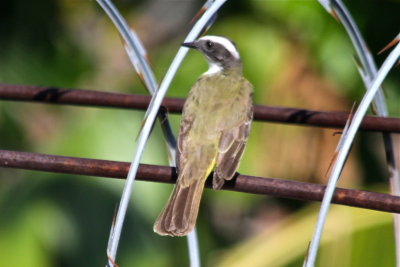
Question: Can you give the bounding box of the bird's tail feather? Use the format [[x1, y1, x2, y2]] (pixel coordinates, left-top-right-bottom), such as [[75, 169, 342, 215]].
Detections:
[[154, 178, 205, 236]]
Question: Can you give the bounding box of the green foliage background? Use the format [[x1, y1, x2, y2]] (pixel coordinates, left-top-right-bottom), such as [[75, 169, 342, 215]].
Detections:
[[0, 0, 399, 266]]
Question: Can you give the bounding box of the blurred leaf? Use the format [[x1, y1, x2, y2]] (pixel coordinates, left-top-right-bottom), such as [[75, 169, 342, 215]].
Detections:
[[215, 205, 394, 267]]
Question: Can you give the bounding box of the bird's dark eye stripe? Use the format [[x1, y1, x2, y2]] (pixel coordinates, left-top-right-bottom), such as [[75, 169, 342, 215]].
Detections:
[[206, 41, 213, 48]]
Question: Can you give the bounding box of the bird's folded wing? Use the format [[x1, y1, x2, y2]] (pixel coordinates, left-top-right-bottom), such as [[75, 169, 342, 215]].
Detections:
[[213, 107, 252, 190]]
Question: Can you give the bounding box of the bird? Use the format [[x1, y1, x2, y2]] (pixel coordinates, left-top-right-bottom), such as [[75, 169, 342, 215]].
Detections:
[[154, 35, 253, 236]]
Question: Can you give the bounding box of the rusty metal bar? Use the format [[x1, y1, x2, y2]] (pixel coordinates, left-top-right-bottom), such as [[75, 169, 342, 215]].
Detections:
[[0, 83, 399, 132], [1, 149, 399, 214]]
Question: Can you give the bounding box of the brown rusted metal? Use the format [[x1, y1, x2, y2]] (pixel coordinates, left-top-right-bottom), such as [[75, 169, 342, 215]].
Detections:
[[1, 149, 400, 214], [0, 83, 399, 132]]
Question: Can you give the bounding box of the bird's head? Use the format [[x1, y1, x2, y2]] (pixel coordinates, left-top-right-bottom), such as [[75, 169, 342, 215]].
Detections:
[[182, 35, 241, 75]]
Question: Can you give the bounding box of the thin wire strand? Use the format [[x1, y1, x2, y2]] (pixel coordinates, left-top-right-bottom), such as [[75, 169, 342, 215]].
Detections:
[[317, 1, 400, 265], [94, 1, 200, 265], [304, 40, 400, 267]]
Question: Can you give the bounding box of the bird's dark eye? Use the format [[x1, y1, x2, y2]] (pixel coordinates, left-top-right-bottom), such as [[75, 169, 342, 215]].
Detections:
[[206, 41, 214, 48]]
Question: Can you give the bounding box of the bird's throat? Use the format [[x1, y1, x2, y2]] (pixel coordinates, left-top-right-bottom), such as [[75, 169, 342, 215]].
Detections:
[[204, 62, 223, 76]]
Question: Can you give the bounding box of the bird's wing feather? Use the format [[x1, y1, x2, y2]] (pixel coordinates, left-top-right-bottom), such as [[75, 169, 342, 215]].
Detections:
[[213, 81, 253, 190]]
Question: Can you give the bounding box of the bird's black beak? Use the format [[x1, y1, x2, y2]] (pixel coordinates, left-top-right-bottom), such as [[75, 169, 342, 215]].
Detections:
[[181, 42, 197, 49]]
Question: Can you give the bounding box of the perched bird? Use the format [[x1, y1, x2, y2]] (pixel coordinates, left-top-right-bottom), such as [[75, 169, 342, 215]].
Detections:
[[154, 36, 253, 236]]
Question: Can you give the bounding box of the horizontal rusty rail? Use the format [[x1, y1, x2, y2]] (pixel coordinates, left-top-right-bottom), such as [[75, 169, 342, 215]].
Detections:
[[1, 149, 399, 214], [1, 83, 399, 132]]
